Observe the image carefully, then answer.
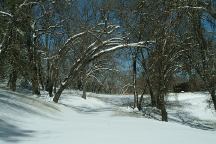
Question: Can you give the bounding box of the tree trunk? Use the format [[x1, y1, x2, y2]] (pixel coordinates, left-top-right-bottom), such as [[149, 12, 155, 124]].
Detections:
[[53, 64, 79, 103], [161, 105, 168, 122], [132, 52, 138, 108], [46, 69, 54, 97], [150, 92, 157, 107], [82, 81, 87, 99], [53, 82, 67, 103], [158, 94, 168, 122], [77, 75, 83, 90], [144, 71, 156, 107], [146, 78, 156, 107], [210, 89, 216, 111], [53, 67, 60, 95], [26, 27, 40, 95], [31, 66, 40, 95], [140, 49, 156, 107], [47, 80, 53, 97], [38, 58, 45, 90], [137, 89, 146, 111], [54, 84, 57, 94], [8, 68, 17, 91]]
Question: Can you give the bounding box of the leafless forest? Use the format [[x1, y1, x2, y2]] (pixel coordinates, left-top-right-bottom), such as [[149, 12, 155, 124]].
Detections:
[[0, 0, 216, 122]]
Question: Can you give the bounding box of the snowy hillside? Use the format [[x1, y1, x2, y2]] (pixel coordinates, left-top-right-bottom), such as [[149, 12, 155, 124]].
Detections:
[[0, 88, 216, 144]]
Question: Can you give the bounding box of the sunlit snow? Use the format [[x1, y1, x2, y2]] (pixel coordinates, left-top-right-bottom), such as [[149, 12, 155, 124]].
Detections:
[[0, 88, 216, 144]]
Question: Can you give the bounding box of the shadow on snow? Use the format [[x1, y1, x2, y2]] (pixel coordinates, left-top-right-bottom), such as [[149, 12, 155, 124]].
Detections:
[[0, 119, 35, 143]]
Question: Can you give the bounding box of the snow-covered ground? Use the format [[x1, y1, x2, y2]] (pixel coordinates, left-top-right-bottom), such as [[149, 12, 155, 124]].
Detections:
[[0, 88, 216, 144]]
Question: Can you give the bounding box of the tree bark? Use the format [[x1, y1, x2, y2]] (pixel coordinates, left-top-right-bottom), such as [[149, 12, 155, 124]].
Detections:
[[137, 88, 146, 111], [45, 62, 51, 92], [46, 80, 53, 97], [38, 58, 45, 90], [82, 81, 87, 99], [158, 93, 168, 122], [53, 82, 67, 103], [210, 89, 216, 111], [7, 68, 17, 91], [31, 64, 40, 95], [140, 49, 156, 107], [132, 52, 138, 108], [147, 78, 156, 107]]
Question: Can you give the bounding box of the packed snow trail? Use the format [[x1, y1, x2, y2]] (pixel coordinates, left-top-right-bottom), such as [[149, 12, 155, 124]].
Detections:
[[0, 88, 216, 144]]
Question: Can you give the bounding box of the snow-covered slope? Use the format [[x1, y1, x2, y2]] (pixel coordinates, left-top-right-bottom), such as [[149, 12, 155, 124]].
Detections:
[[0, 88, 216, 144]]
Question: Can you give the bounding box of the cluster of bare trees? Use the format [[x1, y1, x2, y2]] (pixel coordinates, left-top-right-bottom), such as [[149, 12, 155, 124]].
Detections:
[[0, 0, 215, 121], [115, 0, 216, 121]]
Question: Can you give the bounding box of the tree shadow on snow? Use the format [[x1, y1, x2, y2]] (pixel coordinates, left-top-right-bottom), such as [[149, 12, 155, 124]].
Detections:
[[137, 99, 216, 131], [0, 91, 58, 119], [168, 110, 216, 131], [0, 119, 35, 143], [0, 89, 58, 143], [166, 101, 216, 131], [87, 94, 134, 107], [60, 103, 113, 114]]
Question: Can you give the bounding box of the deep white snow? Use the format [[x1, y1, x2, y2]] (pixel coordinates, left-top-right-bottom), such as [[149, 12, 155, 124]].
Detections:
[[0, 88, 216, 144]]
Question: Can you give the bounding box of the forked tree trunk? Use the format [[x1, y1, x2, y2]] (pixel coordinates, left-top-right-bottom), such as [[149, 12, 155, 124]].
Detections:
[[140, 50, 156, 107]]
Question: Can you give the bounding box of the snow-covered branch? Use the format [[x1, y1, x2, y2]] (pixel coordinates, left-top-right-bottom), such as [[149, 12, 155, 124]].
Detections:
[[92, 41, 155, 59], [64, 32, 87, 47], [0, 44, 2, 54], [35, 25, 64, 33], [43, 31, 87, 62], [19, 0, 40, 9], [0, 11, 13, 18], [87, 68, 118, 77], [177, 6, 206, 11], [42, 31, 87, 61], [177, 3, 216, 19], [106, 25, 120, 34]]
